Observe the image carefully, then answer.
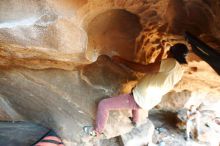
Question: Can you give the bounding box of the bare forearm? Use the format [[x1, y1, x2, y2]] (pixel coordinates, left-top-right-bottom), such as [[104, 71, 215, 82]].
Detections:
[[113, 56, 160, 73]]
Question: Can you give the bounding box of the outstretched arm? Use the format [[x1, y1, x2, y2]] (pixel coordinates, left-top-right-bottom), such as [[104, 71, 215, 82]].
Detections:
[[112, 56, 161, 73]]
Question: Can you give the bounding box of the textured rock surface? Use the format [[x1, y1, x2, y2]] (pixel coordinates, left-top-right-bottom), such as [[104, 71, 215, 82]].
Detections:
[[0, 69, 94, 145], [86, 9, 142, 61], [0, 56, 138, 145], [120, 120, 154, 146], [149, 110, 205, 146], [0, 122, 49, 146], [0, 0, 219, 69], [0, 0, 220, 145]]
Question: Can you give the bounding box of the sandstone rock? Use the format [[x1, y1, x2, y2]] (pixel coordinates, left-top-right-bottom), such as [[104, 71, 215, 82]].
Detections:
[[0, 95, 23, 121], [149, 110, 209, 146], [157, 90, 192, 112], [158, 90, 220, 114], [0, 57, 139, 145], [165, 0, 213, 35], [0, 121, 49, 146], [0, 0, 87, 55], [0, 0, 220, 146], [0, 0, 219, 70], [0, 68, 95, 146], [81, 55, 135, 94], [0, 107, 11, 121], [176, 104, 220, 146], [86, 9, 142, 61], [120, 119, 154, 146], [98, 137, 121, 146]]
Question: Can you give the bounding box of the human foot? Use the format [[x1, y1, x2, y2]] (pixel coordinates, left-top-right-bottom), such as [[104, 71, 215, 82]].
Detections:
[[129, 117, 138, 127], [83, 126, 97, 137]]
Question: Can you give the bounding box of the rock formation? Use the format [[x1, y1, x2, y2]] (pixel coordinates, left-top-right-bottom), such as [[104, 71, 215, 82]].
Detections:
[[0, 0, 220, 145]]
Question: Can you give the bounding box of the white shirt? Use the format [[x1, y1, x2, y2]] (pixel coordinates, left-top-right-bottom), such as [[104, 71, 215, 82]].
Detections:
[[133, 58, 184, 110]]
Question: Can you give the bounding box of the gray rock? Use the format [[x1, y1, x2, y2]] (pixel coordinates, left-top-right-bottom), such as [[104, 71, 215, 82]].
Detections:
[[0, 58, 135, 145], [120, 119, 154, 146]]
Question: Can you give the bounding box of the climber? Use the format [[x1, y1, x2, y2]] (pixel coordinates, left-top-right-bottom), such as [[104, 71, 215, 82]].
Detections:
[[83, 43, 189, 137]]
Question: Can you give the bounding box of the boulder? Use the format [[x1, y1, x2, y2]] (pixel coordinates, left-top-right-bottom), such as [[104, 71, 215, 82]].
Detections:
[[0, 56, 138, 145], [120, 119, 154, 146]]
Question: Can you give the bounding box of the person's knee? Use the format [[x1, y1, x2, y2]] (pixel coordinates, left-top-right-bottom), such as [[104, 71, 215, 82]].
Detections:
[[98, 98, 109, 109]]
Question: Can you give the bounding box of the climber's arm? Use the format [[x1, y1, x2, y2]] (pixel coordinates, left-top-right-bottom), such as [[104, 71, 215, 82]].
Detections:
[[112, 56, 161, 73]]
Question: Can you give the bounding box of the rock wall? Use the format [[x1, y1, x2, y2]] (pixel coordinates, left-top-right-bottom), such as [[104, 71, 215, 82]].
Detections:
[[1, 0, 220, 69], [0, 0, 220, 145]]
